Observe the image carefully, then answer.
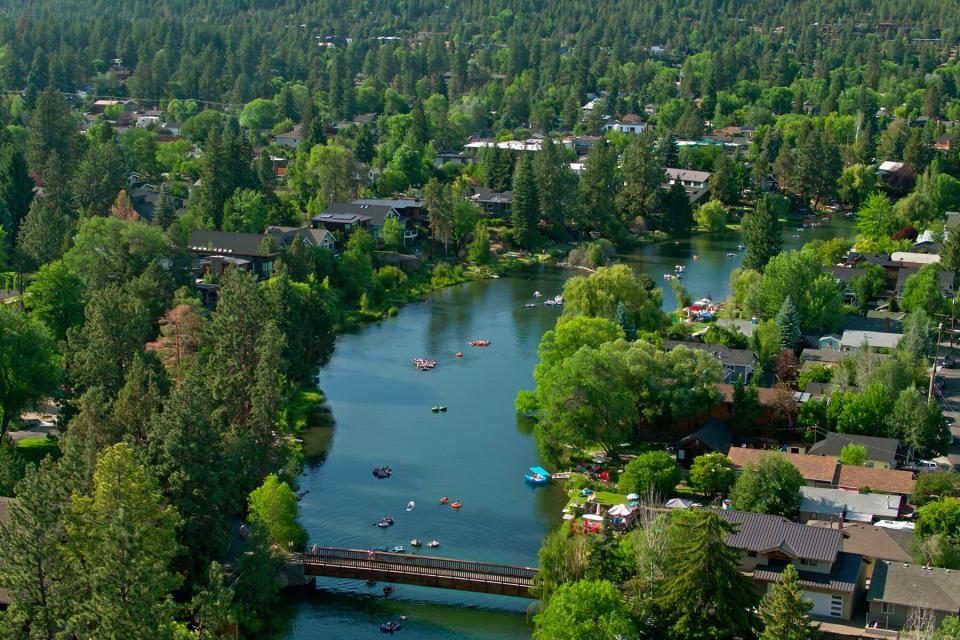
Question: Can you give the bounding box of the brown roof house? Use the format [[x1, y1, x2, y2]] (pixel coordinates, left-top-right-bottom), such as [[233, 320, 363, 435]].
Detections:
[[719, 509, 866, 621], [727, 448, 840, 487], [837, 465, 915, 497]]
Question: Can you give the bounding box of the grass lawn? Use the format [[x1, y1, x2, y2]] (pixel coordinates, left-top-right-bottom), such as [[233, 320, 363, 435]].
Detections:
[[284, 387, 326, 434], [17, 436, 61, 465]]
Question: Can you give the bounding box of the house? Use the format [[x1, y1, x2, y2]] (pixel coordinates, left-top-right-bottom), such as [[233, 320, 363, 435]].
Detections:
[[867, 561, 960, 632], [665, 167, 711, 190], [719, 509, 866, 620], [136, 115, 160, 128], [715, 318, 758, 338], [727, 448, 840, 488], [895, 266, 955, 299], [933, 134, 954, 152], [876, 160, 905, 177], [275, 126, 304, 148], [678, 418, 732, 464], [472, 189, 513, 217], [312, 202, 410, 240], [891, 251, 941, 265], [822, 266, 867, 304], [807, 520, 913, 578], [808, 433, 900, 469], [844, 312, 905, 334], [264, 225, 336, 252], [310, 212, 371, 235], [662, 341, 756, 384], [188, 230, 280, 280], [129, 184, 186, 223], [601, 119, 647, 135], [837, 465, 915, 497], [839, 330, 902, 351], [799, 486, 902, 523], [817, 334, 842, 350]]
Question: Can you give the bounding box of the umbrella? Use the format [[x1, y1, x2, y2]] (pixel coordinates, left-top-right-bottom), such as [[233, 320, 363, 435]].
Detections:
[[582, 514, 604, 522], [608, 504, 634, 517], [626, 493, 640, 501]]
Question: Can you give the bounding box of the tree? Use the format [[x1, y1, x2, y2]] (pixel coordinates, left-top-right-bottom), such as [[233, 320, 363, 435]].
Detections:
[[658, 510, 757, 640], [534, 137, 576, 230], [619, 451, 681, 499], [942, 228, 960, 282], [533, 580, 635, 640], [776, 296, 801, 351], [247, 474, 306, 550], [0, 145, 35, 238], [73, 141, 125, 217], [223, 188, 267, 233], [887, 389, 949, 455], [731, 377, 761, 432], [0, 306, 60, 437], [757, 251, 845, 333], [511, 152, 540, 248], [855, 193, 897, 239], [381, 216, 404, 251], [695, 199, 727, 232], [577, 139, 620, 233], [839, 443, 866, 466], [424, 179, 454, 255], [659, 180, 693, 236], [912, 473, 960, 507], [730, 453, 803, 517], [16, 196, 74, 268], [562, 264, 663, 332], [24, 260, 85, 340], [151, 184, 176, 230], [742, 194, 782, 272], [468, 221, 492, 264], [60, 443, 181, 639], [110, 189, 139, 222], [27, 87, 77, 173], [915, 497, 960, 539], [689, 452, 735, 497], [900, 264, 946, 317], [618, 134, 663, 224], [851, 263, 887, 313], [710, 152, 740, 204], [758, 564, 820, 640], [837, 163, 877, 208]]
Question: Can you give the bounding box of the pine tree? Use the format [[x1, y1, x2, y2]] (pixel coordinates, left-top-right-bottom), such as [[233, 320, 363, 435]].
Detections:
[[110, 189, 139, 222], [577, 139, 620, 233], [660, 180, 694, 236], [758, 564, 820, 640], [776, 295, 801, 351], [16, 197, 74, 267], [941, 227, 960, 280], [657, 130, 679, 168], [613, 300, 636, 340], [354, 123, 375, 164], [511, 153, 539, 248], [0, 145, 35, 238], [741, 194, 782, 272], [657, 510, 757, 640], [151, 184, 176, 230], [619, 134, 664, 224], [27, 87, 78, 174], [533, 137, 575, 230]]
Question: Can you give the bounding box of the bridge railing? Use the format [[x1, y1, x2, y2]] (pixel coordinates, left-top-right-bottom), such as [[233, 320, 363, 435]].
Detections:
[[297, 547, 538, 583]]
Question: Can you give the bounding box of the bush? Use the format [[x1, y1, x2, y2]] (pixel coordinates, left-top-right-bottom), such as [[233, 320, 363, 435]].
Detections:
[[247, 474, 307, 550]]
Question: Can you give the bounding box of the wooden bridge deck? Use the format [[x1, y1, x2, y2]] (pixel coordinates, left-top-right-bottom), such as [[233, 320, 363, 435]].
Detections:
[[297, 547, 538, 598]]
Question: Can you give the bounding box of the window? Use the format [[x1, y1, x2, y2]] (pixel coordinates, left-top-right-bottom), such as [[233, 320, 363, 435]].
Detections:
[[800, 558, 818, 567], [747, 551, 757, 558], [881, 602, 896, 615]]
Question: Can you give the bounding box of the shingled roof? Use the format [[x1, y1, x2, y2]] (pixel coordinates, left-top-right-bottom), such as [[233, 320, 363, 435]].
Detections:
[[718, 509, 842, 563], [868, 561, 960, 613], [727, 448, 840, 485]]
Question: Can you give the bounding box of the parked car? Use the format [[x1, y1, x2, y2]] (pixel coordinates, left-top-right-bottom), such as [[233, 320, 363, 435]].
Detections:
[[905, 460, 943, 472]]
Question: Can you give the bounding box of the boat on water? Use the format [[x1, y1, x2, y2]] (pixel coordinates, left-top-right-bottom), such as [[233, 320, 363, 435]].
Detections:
[[376, 516, 395, 528], [412, 358, 437, 371], [674, 264, 685, 272], [387, 545, 405, 553], [533, 290, 542, 297], [543, 294, 564, 306], [373, 466, 393, 479], [455, 351, 463, 358], [427, 540, 440, 548], [380, 621, 401, 633], [726, 252, 737, 257], [692, 255, 701, 260], [469, 340, 491, 347], [439, 496, 449, 504], [451, 501, 462, 509], [431, 405, 447, 413], [382, 586, 395, 596], [525, 466, 550, 485], [405, 501, 415, 512], [410, 539, 422, 547], [524, 303, 536, 308]]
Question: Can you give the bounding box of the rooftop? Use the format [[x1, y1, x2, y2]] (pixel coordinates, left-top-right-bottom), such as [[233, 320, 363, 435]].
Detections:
[[808, 433, 900, 466], [806, 521, 913, 564], [665, 167, 712, 184], [718, 509, 842, 563], [188, 230, 279, 257], [727, 448, 840, 485], [839, 330, 902, 350], [754, 551, 864, 593], [837, 465, 915, 496], [868, 561, 960, 613], [662, 340, 756, 367], [799, 486, 902, 521], [680, 418, 732, 454]]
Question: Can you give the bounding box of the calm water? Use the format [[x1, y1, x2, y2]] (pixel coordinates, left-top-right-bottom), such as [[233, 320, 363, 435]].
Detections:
[[283, 215, 854, 639]]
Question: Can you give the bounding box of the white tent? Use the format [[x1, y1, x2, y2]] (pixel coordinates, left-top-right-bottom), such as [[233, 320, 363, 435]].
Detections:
[[582, 514, 604, 522], [665, 498, 694, 509], [608, 504, 635, 517]]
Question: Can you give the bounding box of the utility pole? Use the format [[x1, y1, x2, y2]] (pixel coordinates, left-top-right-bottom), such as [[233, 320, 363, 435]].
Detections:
[[930, 321, 945, 403]]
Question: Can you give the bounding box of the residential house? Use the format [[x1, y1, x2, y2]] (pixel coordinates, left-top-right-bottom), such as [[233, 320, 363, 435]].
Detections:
[[807, 520, 913, 579], [822, 266, 867, 304], [310, 212, 372, 235], [715, 318, 758, 338], [839, 330, 902, 351], [896, 266, 955, 300], [189, 230, 281, 280], [837, 465, 915, 497], [933, 134, 954, 153], [808, 433, 900, 469], [264, 225, 336, 252], [312, 202, 409, 240], [678, 418, 732, 465], [799, 486, 902, 523], [129, 184, 186, 223], [845, 312, 905, 334], [275, 126, 304, 148], [876, 161, 905, 178], [727, 448, 840, 488], [891, 251, 941, 266], [601, 119, 647, 135], [719, 509, 866, 620], [867, 561, 960, 633], [662, 340, 756, 384], [664, 167, 712, 204], [472, 189, 513, 218]]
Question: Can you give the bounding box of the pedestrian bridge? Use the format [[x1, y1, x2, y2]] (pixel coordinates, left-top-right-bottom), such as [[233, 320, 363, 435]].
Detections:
[[296, 547, 538, 598]]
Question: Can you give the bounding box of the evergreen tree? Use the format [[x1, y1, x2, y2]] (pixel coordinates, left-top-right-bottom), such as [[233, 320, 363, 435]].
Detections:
[[776, 296, 801, 351], [73, 141, 125, 217], [482, 145, 514, 192], [533, 137, 575, 230], [16, 196, 73, 267], [658, 510, 757, 640], [730, 376, 761, 433], [27, 87, 78, 174], [758, 564, 820, 640], [151, 184, 176, 230], [619, 134, 664, 226], [0, 145, 35, 238], [577, 139, 620, 233], [511, 153, 539, 248], [741, 194, 782, 272], [613, 300, 637, 340], [659, 180, 693, 236], [658, 130, 679, 168], [941, 228, 960, 281], [60, 443, 181, 639], [300, 95, 326, 149]]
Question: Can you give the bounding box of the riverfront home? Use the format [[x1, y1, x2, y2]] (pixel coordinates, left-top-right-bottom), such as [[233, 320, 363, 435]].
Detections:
[[719, 509, 866, 621], [662, 341, 756, 384], [189, 230, 281, 280]]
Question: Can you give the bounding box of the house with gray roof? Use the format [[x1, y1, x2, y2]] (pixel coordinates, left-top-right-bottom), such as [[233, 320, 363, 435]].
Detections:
[[718, 509, 866, 620], [188, 230, 281, 280], [867, 561, 960, 632], [799, 486, 903, 523], [662, 340, 756, 383], [808, 433, 901, 469], [839, 330, 902, 351]]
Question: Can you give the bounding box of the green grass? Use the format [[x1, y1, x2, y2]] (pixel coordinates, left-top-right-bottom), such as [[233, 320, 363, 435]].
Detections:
[[17, 436, 61, 464], [283, 387, 326, 435]]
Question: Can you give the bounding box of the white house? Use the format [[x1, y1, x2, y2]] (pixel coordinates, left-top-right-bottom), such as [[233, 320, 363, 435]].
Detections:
[[601, 120, 647, 135]]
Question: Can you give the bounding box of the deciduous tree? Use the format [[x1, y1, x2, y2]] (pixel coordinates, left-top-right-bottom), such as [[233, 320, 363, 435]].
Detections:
[[619, 451, 681, 499], [730, 453, 803, 517], [0, 306, 60, 437], [533, 580, 635, 640]]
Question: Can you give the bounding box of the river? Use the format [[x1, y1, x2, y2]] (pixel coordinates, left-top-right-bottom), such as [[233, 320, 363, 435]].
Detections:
[[282, 216, 854, 639]]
